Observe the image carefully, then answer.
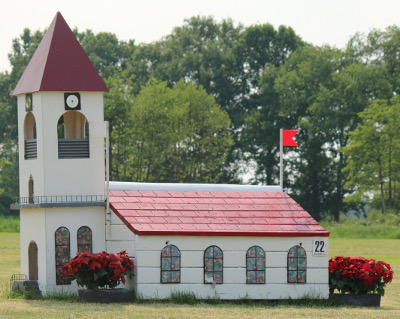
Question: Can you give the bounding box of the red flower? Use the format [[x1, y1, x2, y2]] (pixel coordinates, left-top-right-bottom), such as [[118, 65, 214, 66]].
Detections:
[[329, 255, 393, 296], [61, 250, 134, 290]]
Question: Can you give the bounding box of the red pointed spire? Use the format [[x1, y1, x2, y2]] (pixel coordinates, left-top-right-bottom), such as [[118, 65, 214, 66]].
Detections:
[[13, 12, 108, 95]]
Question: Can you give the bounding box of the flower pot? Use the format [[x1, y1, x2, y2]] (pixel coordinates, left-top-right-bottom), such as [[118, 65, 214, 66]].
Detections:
[[329, 293, 381, 307], [78, 288, 133, 303]]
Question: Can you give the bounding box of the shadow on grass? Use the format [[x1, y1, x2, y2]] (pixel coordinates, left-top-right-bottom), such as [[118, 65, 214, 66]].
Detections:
[[6, 289, 337, 308], [7, 288, 79, 302], [133, 291, 337, 308]]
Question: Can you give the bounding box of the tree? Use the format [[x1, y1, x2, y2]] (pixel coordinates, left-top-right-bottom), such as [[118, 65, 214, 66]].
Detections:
[[348, 25, 400, 95], [103, 74, 136, 181], [234, 24, 303, 116], [243, 46, 347, 221], [240, 64, 295, 185], [124, 79, 234, 183], [78, 30, 136, 79], [341, 97, 400, 213], [131, 16, 244, 111], [245, 42, 393, 221]]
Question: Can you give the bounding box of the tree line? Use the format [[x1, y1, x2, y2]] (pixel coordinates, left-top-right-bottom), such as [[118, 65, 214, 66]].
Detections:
[[1, 16, 399, 220]]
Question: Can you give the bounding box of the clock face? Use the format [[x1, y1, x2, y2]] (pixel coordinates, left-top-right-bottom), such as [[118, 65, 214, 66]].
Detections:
[[64, 93, 81, 110], [66, 94, 79, 108]]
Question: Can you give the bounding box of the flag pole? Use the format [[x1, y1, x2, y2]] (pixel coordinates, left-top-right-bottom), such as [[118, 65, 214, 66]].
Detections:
[[280, 129, 283, 190]]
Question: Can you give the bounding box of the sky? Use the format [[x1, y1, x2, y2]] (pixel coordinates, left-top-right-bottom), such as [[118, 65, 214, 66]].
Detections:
[[1, 0, 400, 73]]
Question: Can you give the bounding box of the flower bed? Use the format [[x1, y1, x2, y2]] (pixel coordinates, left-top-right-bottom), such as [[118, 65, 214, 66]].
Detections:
[[329, 256, 393, 296], [62, 250, 134, 290]]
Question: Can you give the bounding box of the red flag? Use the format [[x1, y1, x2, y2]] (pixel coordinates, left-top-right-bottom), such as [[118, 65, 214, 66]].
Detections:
[[282, 130, 299, 147]]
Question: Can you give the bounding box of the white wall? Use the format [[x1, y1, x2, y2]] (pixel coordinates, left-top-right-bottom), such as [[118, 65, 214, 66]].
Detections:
[[135, 235, 329, 300], [105, 211, 137, 287], [17, 92, 106, 198], [106, 211, 329, 300], [20, 208, 47, 292]]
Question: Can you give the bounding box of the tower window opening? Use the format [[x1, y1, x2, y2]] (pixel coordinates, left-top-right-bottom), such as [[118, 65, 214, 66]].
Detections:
[[24, 112, 37, 159], [57, 111, 89, 159]]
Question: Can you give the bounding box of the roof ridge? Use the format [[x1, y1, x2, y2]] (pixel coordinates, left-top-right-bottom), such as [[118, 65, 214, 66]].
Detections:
[[109, 181, 282, 193]]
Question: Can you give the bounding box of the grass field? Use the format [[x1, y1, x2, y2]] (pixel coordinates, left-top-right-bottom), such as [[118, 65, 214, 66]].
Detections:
[[0, 233, 399, 318]]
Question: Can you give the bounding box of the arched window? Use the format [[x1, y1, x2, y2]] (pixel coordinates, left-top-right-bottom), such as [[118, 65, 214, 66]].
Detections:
[[55, 227, 71, 285], [204, 245, 223, 284], [287, 245, 307, 283], [57, 111, 89, 158], [246, 246, 265, 284], [161, 245, 181, 283], [77, 226, 92, 253], [24, 112, 37, 159]]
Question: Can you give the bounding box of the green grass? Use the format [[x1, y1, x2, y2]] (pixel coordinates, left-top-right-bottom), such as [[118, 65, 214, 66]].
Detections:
[[321, 222, 400, 239], [0, 232, 399, 318], [321, 210, 400, 239]]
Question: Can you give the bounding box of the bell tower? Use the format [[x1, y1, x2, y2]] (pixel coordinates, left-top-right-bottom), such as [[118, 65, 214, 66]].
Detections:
[[11, 12, 108, 294]]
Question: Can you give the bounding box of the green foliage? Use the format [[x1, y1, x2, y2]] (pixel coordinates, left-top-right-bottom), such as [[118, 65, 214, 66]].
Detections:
[[133, 16, 244, 113], [0, 216, 19, 232], [266, 46, 351, 221], [114, 78, 234, 183], [3, 18, 400, 221], [78, 30, 136, 79], [103, 74, 136, 181], [341, 97, 400, 213]]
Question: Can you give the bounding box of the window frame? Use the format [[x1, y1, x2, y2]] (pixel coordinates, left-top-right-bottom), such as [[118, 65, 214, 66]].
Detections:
[[287, 245, 307, 284], [55, 227, 71, 285], [77, 226, 92, 253], [204, 245, 223, 284], [246, 245, 265, 284], [160, 244, 181, 284]]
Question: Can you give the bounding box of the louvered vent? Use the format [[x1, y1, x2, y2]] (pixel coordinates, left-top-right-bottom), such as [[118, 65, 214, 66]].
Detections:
[[25, 139, 37, 159], [58, 139, 89, 159]]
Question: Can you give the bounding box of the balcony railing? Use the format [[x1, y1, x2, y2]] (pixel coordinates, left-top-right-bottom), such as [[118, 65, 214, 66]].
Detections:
[[58, 139, 89, 159], [25, 139, 37, 159], [11, 195, 105, 209]]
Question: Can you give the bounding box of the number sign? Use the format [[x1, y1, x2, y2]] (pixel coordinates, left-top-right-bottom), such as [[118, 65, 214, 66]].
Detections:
[[312, 240, 327, 256]]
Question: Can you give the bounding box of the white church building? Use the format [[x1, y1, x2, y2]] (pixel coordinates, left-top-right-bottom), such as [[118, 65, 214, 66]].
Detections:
[[11, 12, 330, 300]]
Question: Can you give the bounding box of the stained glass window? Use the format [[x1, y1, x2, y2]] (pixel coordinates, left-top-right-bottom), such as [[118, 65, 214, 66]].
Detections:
[[246, 246, 265, 284], [55, 227, 71, 285], [77, 226, 92, 253], [161, 245, 181, 283], [204, 245, 223, 284], [287, 245, 307, 283]]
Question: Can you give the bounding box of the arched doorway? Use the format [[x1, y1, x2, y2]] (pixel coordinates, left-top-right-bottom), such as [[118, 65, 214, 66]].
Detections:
[[28, 241, 38, 280]]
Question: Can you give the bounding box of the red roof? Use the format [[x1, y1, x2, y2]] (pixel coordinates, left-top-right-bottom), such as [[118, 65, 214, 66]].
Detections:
[[109, 186, 329, 237], [13, 12, 108, 95]]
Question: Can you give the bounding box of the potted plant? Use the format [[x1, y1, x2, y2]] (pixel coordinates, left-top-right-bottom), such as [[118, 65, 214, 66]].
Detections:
[[329, 256, 393, 306], [62, 250, 134, 303]]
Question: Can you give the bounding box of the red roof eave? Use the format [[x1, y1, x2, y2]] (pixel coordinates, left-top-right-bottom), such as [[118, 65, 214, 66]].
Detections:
[[130, 229, 329, 237]]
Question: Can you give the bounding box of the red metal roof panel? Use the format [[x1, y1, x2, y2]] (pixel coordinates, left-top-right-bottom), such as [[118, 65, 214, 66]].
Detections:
[[109, 188, 329, 237]]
